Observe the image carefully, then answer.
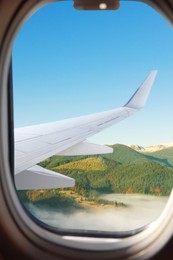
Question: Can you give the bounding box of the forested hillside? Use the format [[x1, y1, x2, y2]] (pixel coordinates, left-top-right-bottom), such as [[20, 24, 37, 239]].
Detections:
[[38, 144, 173, 196], [145, 147, 173, 167], [18, 144, 173, 208], [52, 158, 173, 196]]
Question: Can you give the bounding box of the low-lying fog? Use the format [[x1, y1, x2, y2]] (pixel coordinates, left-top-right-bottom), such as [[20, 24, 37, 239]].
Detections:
[[25, 194, 168, 232]]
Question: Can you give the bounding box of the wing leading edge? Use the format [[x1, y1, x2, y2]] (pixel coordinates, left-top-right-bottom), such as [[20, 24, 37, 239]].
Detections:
[[15, 71, 157, 190]]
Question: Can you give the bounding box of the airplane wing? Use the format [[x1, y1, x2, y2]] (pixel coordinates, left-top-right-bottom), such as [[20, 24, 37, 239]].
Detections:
[[15, 70, 157, 190]]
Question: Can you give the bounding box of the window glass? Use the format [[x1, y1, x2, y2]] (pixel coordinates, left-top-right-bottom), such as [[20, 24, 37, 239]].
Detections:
[[13, 0, 173, 233]]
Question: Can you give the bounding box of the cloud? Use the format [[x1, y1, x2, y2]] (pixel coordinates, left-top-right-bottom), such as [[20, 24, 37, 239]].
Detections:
[[25, 194, 168, 232]]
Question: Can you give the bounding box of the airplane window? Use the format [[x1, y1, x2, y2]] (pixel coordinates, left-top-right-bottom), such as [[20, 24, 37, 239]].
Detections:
[[13, 0, 173, 235]]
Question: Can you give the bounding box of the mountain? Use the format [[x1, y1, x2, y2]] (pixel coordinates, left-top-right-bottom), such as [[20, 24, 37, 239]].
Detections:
[[130, 143, 173, 153], [103, 144, 172, 168], [29, 143, 173, 197], [39, 143, 173, 170], [129, 144, 145, 152], [51, 156, 173, 196], [40, 144, 173, 196], [129, 143, 173, 167], [145, 144, 173, 152], [145, 147, 173, 167], [104, 144, 150, 164], [19, 143, 173, 208]]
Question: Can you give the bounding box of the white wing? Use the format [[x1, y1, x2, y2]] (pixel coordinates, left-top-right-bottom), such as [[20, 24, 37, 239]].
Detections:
[[15, 71, 157, 190]]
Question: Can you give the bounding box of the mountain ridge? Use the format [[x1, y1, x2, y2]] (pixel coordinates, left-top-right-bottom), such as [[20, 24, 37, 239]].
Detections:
[[39, 143, 173, 169], [130, 143, 173, 153]]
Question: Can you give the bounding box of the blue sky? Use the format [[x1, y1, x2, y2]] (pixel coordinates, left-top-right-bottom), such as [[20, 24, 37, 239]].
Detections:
[[13, 0, 173, 146]]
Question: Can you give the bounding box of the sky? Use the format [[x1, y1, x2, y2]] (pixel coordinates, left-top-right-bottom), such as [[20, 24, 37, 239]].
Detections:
[[13, 0, 173, 147]]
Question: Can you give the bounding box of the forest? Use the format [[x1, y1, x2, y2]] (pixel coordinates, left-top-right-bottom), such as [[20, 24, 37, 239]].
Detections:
[[18, 144, 173, 206]]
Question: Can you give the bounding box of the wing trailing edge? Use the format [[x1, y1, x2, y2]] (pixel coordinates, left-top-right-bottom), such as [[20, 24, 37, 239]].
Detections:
[[15, 165, 75, 190], [57, 141, 113, 156]]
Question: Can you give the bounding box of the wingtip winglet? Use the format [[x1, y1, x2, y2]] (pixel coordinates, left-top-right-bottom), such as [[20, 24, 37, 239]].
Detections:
[[124, 70, 157, 110]]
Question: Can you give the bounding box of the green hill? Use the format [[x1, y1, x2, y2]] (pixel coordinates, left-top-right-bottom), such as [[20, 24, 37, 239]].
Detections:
[[39, 143, 171, 170], [52, 157, 173, 196], [103, 144, 172, 168], [52, 157, 108, 172], [39, 154, 87, 169], [103, 144, 150, 164], [145, 147, 173, 167], [37, 143, 173, 196]]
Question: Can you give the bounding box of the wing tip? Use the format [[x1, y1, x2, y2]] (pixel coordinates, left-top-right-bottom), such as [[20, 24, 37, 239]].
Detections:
[[124, 70, 158, 110], [150, 70, 158, 79]]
